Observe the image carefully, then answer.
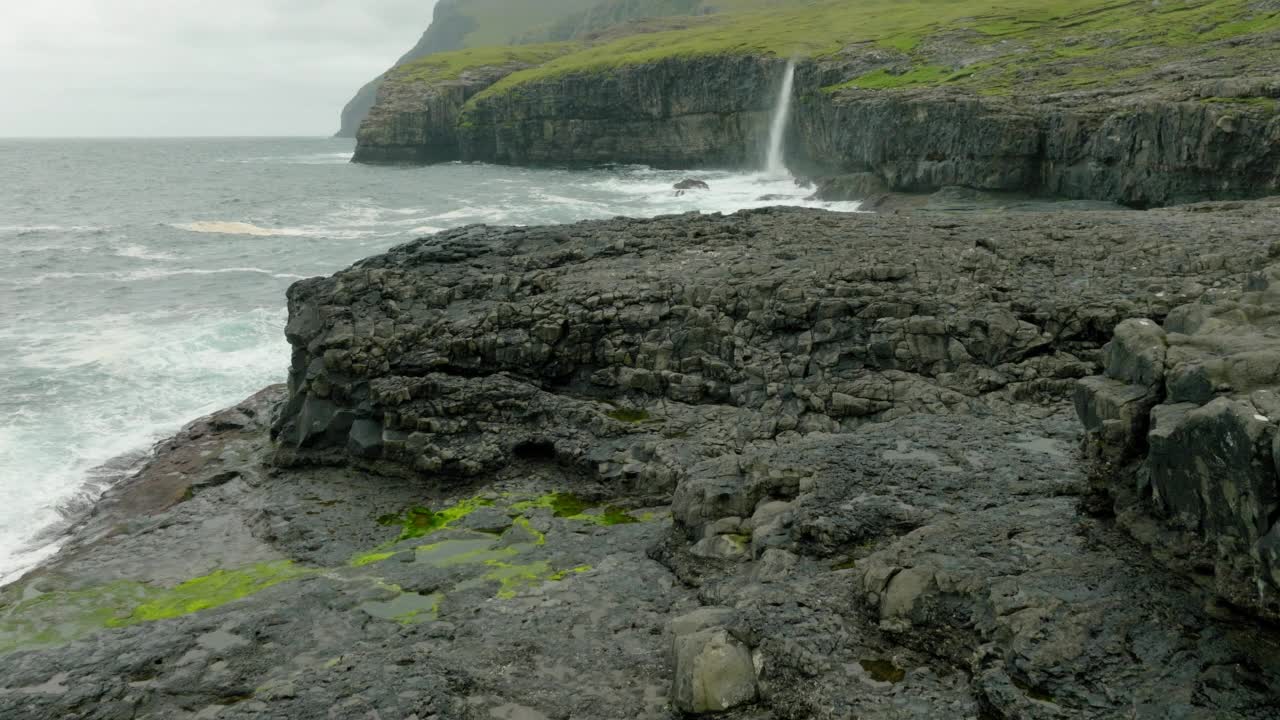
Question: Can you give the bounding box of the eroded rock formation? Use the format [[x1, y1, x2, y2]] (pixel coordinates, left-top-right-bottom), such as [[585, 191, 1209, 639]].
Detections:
[[1078, 246, 1280, 620]]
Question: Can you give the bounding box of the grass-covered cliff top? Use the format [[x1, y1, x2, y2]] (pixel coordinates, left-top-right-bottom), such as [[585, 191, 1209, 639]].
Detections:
[[391, 43, 580, 86], [394, 0, 1279, 104], [439, 0, 774, 48]]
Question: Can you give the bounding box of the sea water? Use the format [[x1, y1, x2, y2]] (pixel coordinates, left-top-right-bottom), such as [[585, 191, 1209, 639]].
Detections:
[[0, 137, 860, 585]]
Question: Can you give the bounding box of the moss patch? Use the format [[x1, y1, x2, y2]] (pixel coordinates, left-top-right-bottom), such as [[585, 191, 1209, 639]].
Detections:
[[828, 65, 960, 91], [1201, 96, 1278, 110], [606, 406, 652, 423], [114, 561, 309, 625], [511, 492, 643, 526], [376, 496, 495, 542], [479, 560, 591, 599], [393, 42, 580, 86], [0, 561, 312, 654], [860, 658, 907, 683]]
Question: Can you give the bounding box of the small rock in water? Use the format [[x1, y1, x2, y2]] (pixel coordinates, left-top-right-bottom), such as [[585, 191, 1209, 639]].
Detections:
[[674, 179, 710, 191]]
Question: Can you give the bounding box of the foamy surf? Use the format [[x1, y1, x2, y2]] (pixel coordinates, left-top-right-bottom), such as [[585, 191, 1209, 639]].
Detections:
[[0, 307, 288, 585], [174, 221, 310, 237]]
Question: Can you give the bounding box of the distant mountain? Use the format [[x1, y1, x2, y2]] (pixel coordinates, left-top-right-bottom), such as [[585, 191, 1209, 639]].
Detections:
[[337, 0, 615, 137]]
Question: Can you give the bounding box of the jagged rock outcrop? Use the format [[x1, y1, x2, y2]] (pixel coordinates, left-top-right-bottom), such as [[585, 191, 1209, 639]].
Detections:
[[352, 64, 523, 164], [1078, 245, 1280, 620], [271, 202, 1278, 478]]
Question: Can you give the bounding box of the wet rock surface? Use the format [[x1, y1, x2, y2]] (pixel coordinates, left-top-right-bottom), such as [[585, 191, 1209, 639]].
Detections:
[[4, 201, 1280, 718]]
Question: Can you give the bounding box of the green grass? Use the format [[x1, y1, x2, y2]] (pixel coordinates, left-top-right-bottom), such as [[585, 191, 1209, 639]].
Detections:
[[1201, 96, 1278, 111], [445, 0, 604, 48], [829, 65, 959, 91], [393, 43, 579, 85], [375, 496, 495, 542], [381, 0, 1278, 107], [452, 0, 1279, 101]]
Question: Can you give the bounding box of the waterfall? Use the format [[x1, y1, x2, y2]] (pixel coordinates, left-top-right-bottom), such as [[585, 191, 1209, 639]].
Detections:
[[765, 60, 796, 176]]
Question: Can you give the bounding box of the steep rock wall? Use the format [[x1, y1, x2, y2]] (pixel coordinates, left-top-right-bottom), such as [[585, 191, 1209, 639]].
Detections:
[[355, 54, 1280, 206], [458, 55, 779, 168], [335, 1, 474, 138], [352, 69, 506, 164], [791, 75, 1280, 207]]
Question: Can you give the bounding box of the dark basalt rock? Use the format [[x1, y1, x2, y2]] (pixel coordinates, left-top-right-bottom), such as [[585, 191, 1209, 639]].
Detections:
[[1078, 261, 1280, 620], [673, 178, 709, 190], [806, 172, 888, 201]]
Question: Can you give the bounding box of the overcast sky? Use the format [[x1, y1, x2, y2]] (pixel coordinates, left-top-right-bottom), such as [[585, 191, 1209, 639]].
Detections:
[[0, 1, 437, 137]]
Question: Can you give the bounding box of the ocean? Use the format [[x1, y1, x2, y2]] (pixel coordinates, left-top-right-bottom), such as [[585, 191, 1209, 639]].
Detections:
[[0, 136, 859, 585]]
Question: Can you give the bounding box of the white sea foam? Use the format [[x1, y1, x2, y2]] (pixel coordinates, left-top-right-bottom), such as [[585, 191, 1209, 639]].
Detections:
[[174, 221, 311, 237], [114, 243, 176, 261], [0, 224, 106, 236], [0, 308, 288, 586], [229, 152, 354, 165], [21, 267, 309, 286]]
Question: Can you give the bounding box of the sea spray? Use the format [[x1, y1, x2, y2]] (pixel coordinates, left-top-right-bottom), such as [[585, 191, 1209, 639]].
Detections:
[[765, 60, 797, 176]]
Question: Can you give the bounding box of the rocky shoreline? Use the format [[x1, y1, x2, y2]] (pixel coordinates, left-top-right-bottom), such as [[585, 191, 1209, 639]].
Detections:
[[4, 201, 1280, 718]]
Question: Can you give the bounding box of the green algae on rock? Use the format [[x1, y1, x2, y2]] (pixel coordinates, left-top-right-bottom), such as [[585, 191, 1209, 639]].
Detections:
[[114, 561, 310, 625], [511, 492, 643, 526], [376, 496, 496, 541], [359, 591, 443, 624], [860, 659, 907, 684], [605, 406, 652, 424], [0, 561, 310, 654]]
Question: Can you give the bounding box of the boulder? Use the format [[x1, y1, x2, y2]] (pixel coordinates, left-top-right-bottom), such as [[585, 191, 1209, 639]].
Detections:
[[806, 172, 887, 201], [674, 179, 710, 191], [670, 612, 757, 713]]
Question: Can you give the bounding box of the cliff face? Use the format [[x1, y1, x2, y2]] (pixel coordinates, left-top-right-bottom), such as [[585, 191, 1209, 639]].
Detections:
[[459, 55, 779, 168], [352, 0, 1280, 206], [354, 55, 1280, 206], [352, 67, 508, 164], [790, 74, 1280, 207], [335, 1, 475, 138]]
